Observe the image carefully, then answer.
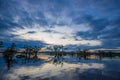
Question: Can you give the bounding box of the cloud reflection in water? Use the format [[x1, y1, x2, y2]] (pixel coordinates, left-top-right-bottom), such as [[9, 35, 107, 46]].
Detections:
[[4, 62, 104, 80]]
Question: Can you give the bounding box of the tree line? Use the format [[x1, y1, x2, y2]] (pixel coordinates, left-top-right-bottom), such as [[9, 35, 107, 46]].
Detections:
[[0, 41, 120, 69]]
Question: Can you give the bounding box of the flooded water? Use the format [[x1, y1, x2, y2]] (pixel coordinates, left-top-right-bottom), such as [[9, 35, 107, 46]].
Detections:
[[0, 55, 120, 80]]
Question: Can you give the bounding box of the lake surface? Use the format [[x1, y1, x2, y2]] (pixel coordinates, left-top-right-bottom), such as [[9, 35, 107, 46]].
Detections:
[[0, 55, 120, 80]]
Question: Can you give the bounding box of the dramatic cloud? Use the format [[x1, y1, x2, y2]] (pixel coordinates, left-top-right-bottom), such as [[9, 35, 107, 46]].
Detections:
[[0, 0, 120, 49], [8, 24, 101, 46]]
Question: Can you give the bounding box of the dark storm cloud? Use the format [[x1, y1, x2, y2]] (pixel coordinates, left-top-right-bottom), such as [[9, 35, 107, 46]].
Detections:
[[0, 0, 120, 48]]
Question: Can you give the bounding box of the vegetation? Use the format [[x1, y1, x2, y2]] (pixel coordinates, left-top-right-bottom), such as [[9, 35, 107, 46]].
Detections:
[[49, 45, 64, 63], [3, 43, 16, 70], [21, 45, 40, 63], [0, 42, 120, 69], [97, 51, 120, 60]]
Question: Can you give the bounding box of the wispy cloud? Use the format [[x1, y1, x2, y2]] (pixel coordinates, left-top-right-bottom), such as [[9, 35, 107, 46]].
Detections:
[[0, 0, 120, 48], [9, 24, 101, 46]]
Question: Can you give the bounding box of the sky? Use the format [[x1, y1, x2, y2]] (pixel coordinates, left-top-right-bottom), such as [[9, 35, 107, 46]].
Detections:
[[0, 0, 120, 49]]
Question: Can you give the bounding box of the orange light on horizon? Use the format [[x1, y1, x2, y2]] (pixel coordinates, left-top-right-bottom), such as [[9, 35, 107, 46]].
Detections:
[[38, 55, 49, 60]]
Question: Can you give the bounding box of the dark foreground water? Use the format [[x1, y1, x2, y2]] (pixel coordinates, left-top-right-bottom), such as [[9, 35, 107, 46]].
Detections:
[[0, 56, 120, 80]]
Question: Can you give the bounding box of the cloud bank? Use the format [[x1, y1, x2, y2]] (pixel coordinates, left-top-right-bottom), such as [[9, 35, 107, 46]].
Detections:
[[0, 0, 120, 49]]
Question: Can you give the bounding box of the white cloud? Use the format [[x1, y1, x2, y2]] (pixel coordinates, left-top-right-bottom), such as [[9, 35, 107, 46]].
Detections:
[[9, 23, 101, 46], [73, 24, 92, 32]]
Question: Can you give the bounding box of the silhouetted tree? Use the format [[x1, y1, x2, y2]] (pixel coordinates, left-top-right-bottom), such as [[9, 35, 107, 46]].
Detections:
[[23, 45, 31, 62], [83, 49, 90, 59], [60, 45, 64, 61], [98, 50, 104, 60], [51, 45, 64, 63], [3, 43, 16, 70], [28, 48, 32, 61], [23, 45, 28, 63], [77, 49, 82, 61], [108, 51, 113, 59], [33, 46, 39, 62]]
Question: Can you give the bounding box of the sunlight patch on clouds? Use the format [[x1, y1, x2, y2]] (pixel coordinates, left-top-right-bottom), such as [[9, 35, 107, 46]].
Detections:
[[9, 24, 101, 46]]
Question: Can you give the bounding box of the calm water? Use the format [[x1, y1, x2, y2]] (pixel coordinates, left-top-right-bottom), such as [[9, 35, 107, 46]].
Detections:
[[0, 55, 120, 80]]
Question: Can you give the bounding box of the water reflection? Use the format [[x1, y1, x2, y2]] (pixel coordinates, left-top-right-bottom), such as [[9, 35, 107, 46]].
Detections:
[[1, 54, 120, 80], [4, 61, 105, 80], [2, 56, 103, 80]]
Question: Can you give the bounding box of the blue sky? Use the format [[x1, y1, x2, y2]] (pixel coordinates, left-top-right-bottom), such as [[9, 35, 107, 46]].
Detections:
[[0, 0, 120, 49]]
